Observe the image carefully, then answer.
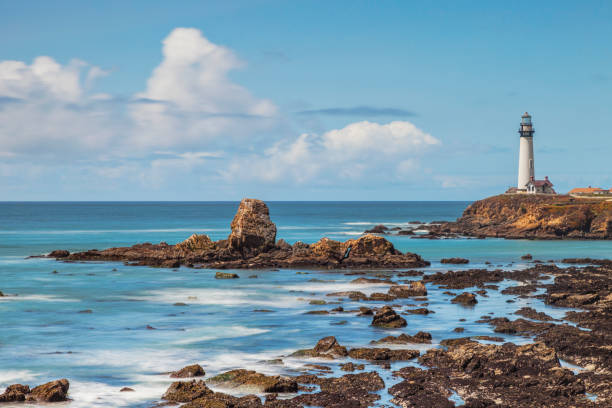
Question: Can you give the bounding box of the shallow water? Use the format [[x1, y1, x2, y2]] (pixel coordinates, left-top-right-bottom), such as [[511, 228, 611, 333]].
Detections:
[[1, 202, 611, 407]]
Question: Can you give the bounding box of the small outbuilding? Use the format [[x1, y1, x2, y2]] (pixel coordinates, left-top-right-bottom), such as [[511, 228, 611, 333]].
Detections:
[[526, 176, 556, 195]]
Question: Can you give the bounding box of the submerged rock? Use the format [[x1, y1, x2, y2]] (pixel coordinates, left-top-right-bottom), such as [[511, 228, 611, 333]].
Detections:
[[440, 257, 469, 264], [215, 272, 239, 279], [347, 347, 419, 361], [371, 306, 406, 328]]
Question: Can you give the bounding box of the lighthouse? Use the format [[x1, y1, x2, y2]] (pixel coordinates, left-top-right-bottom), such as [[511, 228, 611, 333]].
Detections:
[[517, 112, 535, 190]]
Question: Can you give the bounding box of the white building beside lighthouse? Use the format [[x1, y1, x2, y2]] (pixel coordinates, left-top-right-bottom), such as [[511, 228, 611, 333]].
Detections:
[[508, 112, 556, 195]]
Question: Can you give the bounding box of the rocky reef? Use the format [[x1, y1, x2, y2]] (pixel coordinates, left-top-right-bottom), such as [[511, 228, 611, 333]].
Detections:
[[0, 379, 69, 403], [431, 194, 612, 239], [49, 198, 429, 269]]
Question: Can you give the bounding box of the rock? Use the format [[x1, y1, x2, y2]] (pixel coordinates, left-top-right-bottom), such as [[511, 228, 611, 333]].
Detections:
[[48, 250, 70, 258], [176, 234, 215, 251], [348, 347, 419, 361], [431, 194, 612, 239], [27, 379, 69, 402], [120, 387, 134, 392], [208, 369, 297, 393], [0, 290, 4, 297], [291, 372, 384, 408], [397, 229, 415, 235], [215, 272, 239, 279], [291, 336, 348, 359], [0, 384, 30, 402], [451, 292, 478, 305], [404, 308, 432, 315], [514, 306, 555, 321], [78, 309, 92, 314], [388, 280, 427, 297], [340, 362, 364, 372], [363, 224, 388, 234], [182, 393, 263, 408], [521, 253, 533, 260], [163, 380, 212, 402], [440, 257, 469, 264], [371, 306, 407, 328], [170, 364, 205, 378], [228, 199, 277, 256], [372, 331, 432, 345]]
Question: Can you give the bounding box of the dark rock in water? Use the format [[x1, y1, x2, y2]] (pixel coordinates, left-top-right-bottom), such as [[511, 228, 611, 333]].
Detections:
[[397, 229, 415, 235], [440, 257, 469, 264], [27, 379, 70, 402], [228, 198, 277, 256], [453, 327, 465, 333], [163, 380, 212, 402], [389, 367, 455, 408], [119, 387, 134, 392], [423, 268, 505, 290], [515, 306, 555, 321], [291, 371, 384, 408], [78, 309, 92, 314], [451, 292, 477, 305], [372, 331, 432, 345], [404, 308, 432, 315], [215, 272, 239, 279], [371, 306, 406, 328], [521, 253, 533, 260], [173, 302, 188, 306], [340, 362, 365, 372], [48, 250, 70, 258], [326, 291, 367, 300], [416, 340, 589, 407], [208, 369, 297, 393], [388, 280, 427, 297], [0, 290, 4, 297], [348, 347, 419, 361], [0, 384, 30, 402], [170, 364, 205, 378], [363, 224, 388, 234], [291, 336, 348, 359]]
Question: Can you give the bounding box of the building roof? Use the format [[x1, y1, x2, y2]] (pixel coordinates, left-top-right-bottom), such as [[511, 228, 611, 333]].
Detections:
[[527, 176, 553, 187], [568, 187, 606, 194]]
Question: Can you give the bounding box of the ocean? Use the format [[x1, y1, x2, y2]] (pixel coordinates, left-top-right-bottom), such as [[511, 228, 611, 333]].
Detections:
[[1, 201, 611, 407]]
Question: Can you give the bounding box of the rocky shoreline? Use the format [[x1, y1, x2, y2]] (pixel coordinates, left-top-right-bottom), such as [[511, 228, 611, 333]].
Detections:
[[5, 258, 611, 406], [132, 260, 610, 407], [44, 199, 429, 270], [432, 194, 612, 239]]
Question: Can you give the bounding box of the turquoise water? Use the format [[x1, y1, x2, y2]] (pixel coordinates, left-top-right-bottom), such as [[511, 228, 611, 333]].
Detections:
[[1, 202, 611, 407]]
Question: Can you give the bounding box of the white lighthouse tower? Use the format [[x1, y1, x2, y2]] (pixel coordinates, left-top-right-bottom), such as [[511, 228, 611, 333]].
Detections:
[[517, 112, 535, 191]]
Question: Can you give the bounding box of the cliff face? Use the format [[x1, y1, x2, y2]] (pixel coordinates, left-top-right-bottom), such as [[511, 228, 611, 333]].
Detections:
[[439, 194, 612, 239]]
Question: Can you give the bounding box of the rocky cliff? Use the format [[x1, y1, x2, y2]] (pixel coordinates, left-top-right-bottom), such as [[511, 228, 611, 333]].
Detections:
[[434, 194, 612, 239], [53, 198, 429, 269]]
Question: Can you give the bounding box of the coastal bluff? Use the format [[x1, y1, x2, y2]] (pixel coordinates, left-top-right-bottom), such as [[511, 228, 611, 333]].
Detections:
[[51, 198, 429, 269], [433, 194, 612, 239]]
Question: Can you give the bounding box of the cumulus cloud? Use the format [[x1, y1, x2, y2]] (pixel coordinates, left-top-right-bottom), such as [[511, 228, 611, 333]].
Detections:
[[221, 120, 440, 184], [130, 27, 277, 149]]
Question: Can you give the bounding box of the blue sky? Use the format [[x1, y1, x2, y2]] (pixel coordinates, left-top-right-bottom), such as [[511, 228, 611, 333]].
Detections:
[[0, 0, 610, 200]]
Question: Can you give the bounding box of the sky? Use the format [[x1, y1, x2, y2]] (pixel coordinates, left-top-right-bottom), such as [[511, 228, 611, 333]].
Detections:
[[0, 0, 610, 201]]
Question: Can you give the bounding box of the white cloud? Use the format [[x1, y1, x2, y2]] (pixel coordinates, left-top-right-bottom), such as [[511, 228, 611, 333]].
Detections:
[[129, 27, 277, 149], [221, 120, 440, 184]]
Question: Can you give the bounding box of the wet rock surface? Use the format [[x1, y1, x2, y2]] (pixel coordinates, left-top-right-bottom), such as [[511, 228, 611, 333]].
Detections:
[[0, 379, 70, 403], [370, 306, 406, 328], [208, 369, 297, 393], [52, 199, 429, 270], [170, 364, 205, 378]]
